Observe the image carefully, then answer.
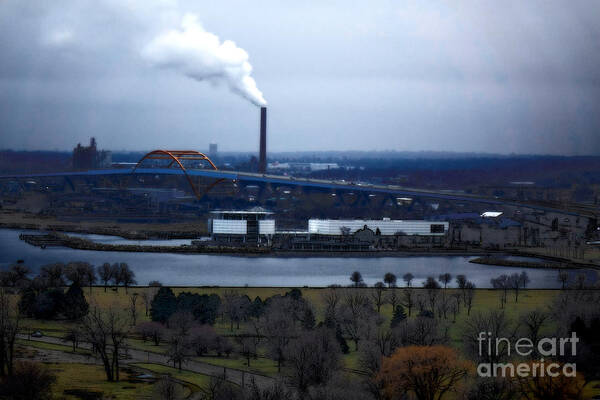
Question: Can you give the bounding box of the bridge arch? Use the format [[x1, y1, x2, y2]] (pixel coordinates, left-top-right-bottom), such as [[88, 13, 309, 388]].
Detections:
[[132, 150, 221, 200]]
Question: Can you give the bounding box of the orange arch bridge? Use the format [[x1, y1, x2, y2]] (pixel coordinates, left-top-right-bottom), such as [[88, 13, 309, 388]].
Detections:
[[132, 150, 222, 200]]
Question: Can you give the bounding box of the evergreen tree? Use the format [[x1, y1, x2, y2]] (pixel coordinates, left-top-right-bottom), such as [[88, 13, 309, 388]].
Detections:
[[335, 324, 350, 354], [33, 289, 65, 319], [285, 288, 302, 300], [302, 307, 316, 330], [18, 287, 37, 317], [63, 283, 89, 320], [150, 287, 177, 323], [390, 305, 407, 328], [248, 296, 265, 319]]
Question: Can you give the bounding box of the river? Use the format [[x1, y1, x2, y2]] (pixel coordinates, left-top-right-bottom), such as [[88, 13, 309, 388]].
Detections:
[[0, 229, 592, 288]]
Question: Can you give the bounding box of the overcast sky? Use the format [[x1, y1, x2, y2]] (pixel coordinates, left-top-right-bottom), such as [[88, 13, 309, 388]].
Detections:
[[1, 1, 599, 155]]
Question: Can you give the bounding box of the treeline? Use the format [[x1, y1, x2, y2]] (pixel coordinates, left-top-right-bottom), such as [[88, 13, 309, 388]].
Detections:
[[0, 261, 136, 320]]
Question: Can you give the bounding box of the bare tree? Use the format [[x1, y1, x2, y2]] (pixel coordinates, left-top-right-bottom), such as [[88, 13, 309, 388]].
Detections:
[[62, 327, 82, 352], [129, 293, 139, 326], [234, 318, 262, 368], [260, 298, 300, 372], [509, 273, 522, 303], [0, 288, 21, 377], [40, 263, 66, 288], [416, 293, 428, 313], [3, 264, 30, 288], [79, 306, 130, 381], [98, 263, 113, 292], [456, 274, 467, 290], [339, 290, 379, 350], [383, 272, 397, 288], [350, 271, 364, 287], [386, 288, 400, 312], [65, 262, 96, 293], [370, 282, 386, 312], [402, 273, 414, 287], [285, 327, 341, 394], [424, 277, 441, 314], [221, 291, 250, 331], [464, 281, 476, 315], [575, 272, 587, 289], [136, 321, 165, 346], [395, 315, 449, 346], [491, 275, 509, 308], [462, 310, 515, 369], [437, 293, 451, 320], [110, 263, 121, 289], [450, 297, 459, 322], [321, 287, 341, 325], [519, 271, 530, 289], [519, 310, 549, 358], [451, 293, 461, 314], [166, 332, 191, 371], [438, 273, 452, 289], [141, 286, 159, 317], [557, 270, 569, 290], [166, 312, 195, 370], [401, 288, 415, 317], [152, 376, 184, 400], [118, 263, 136, 293]]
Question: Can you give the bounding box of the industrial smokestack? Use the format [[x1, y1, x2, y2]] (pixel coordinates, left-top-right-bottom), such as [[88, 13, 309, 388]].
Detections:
[[259, 106, 267, 173]]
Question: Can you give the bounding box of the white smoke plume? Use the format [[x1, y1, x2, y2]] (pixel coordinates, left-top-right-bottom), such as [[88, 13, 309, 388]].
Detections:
[[142, 13, 266, 106]]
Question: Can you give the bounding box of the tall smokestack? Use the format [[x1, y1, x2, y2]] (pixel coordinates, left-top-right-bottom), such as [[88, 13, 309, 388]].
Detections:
[[259, 106, 267, 173]]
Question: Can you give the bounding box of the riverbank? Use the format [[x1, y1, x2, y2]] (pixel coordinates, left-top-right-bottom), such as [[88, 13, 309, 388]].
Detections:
[[19, 232, 270, 255], [19, 231, 509, 258], [469, 256, 575, 270], [16, 230, 599, 269], [0, 212, 207, 239]]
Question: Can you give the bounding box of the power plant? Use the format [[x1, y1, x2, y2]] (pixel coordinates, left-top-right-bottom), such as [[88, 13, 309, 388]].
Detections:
[[259, 106, 267, 173]]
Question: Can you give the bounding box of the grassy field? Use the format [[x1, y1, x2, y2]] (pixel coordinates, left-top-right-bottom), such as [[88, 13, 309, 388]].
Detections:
[[130, 362, 214, 392], [16, 338, 92, 356], [43, 363, 164, 400]]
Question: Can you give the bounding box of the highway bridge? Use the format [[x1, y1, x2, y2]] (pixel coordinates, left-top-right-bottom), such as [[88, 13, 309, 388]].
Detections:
[[0, 167, 594, 217]]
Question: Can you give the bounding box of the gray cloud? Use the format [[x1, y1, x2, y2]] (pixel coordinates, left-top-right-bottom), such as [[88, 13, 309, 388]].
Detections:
[[0, 0, 599, 154]]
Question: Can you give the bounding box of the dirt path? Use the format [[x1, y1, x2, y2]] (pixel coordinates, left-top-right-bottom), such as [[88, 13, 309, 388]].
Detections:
[[17, 334, 276, 390]]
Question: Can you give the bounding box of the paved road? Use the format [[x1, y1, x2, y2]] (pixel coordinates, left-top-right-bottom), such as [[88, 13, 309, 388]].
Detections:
[[17, 334, 276, 390]]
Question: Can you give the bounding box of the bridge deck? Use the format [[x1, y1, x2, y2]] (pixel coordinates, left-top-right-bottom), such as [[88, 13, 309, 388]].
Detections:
[[0, 168, 592, 216]]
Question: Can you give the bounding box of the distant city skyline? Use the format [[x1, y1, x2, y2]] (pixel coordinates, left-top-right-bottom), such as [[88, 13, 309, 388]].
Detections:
[[1, 1, 599, 155]]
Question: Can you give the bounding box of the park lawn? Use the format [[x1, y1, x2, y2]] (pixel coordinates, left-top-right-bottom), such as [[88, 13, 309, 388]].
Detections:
[[82, 286, 559, 324], [128, 337, 169, 354], [45, 362, 158, 400], [130, 362, 213, 392], [194, 354, 279, 377], [22, 318, 77, 337], [342, 349, 361, 371], [17, 338, 92, 356]]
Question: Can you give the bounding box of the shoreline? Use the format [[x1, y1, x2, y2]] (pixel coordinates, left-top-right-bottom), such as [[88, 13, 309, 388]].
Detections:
[[3, 223, 597, 269], [0, 219, 205, 240]]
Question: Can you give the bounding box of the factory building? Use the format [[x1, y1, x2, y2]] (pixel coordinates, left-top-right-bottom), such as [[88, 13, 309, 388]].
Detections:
[[208, 207, 275, 245], [72, 137, 112, 170], [308, 219, 448, 236], [208, 211, 449, 250]]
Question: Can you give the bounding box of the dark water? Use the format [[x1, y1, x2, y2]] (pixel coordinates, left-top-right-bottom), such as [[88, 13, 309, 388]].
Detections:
[[0, 229, 591, 288]]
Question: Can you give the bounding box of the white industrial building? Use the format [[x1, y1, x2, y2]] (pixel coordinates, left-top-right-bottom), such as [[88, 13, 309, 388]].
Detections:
[[208, 210, 449, 249], [308, 218, 448, 236], [209, 208, 275, 244]]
